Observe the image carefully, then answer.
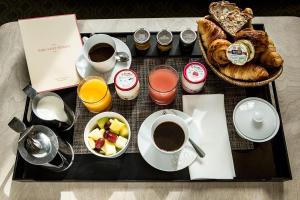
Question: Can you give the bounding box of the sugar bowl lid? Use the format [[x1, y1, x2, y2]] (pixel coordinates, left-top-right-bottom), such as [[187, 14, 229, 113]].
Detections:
[[233, 97, 280, 142]]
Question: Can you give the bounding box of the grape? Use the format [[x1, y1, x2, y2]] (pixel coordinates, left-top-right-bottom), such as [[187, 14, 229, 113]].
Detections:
[[104, 130, 110, 138], [104, 121, 111, 130], [106, 132, 118, 143], [95, 138, 105, 149]]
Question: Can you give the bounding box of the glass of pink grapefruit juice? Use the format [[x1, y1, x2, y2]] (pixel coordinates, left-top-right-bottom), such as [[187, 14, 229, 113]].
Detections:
[[148, 65, 179, 105]]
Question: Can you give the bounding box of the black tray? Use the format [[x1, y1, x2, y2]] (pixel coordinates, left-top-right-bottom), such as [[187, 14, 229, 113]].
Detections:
[[13, 28, 292, 182]]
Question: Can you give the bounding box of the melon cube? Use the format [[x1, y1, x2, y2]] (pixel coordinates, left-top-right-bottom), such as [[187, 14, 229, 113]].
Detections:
[[115, 136, 128, 149], [101, 139, 117, 156], [109, 119, 125, 134], [88, 138, 96, 149], [119, 126, 129, 138], [88, 128, 104, 140]]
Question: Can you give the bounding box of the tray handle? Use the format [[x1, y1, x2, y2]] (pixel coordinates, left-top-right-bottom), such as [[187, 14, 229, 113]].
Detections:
[[22, 96, 32, 126], [270, 82, 282, 120]]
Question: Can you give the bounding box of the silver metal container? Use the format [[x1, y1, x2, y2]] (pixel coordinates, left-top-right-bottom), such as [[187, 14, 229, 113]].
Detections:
[[8, 117, 74, 172]]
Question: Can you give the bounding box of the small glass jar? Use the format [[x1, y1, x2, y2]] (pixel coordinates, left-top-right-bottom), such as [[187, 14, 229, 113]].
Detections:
[[236, 39, 255, 62], [114, 69, 140, 100], [226, 41, 254, 66], [134, 28, 151, 51], [179, 28, 197, 52], [156, 29, 173, 53], [182, 62, 207, 94]]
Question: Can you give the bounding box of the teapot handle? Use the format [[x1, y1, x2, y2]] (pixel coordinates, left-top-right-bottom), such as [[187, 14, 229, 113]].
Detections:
[[23, 85, 37, 99], [8, 117, 26, 134]]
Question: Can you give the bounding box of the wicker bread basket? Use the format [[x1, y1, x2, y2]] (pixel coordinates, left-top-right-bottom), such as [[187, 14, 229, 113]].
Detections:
[[197, 18, 283, 87]]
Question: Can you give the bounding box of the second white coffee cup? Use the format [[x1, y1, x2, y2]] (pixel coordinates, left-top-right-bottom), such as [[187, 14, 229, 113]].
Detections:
[[151, 114, 189, 154]]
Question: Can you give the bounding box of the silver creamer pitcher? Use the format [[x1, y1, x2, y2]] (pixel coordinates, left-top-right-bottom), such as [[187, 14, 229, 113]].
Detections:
[[8, 117, 74, 172]]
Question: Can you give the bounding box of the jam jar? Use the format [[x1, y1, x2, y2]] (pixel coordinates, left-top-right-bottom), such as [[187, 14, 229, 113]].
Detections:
[[156, 29, 173, 53], [114, 69, 140, 100], [182, 62, 207, 93], [226, 40, 255, 65], [134, 28, 151, 51], [179, 28, 197, 52]]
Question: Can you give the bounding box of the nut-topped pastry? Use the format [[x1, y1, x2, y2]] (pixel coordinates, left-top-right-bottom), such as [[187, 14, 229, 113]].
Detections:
[[209, 1, 253, 36]]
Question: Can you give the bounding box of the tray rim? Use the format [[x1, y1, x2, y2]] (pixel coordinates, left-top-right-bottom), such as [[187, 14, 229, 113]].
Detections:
[[12, 31, 292, 182]]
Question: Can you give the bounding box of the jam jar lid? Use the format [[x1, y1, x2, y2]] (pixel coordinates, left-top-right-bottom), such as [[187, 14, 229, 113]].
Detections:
[[134, 28, 150, 44], [226, 42, 249, 65], [236, 39, 255, 62], [157, 29, 173, 46], [114, 69, 139, 91], [180, 29, 197, 44], [183, 62, 207, 84]]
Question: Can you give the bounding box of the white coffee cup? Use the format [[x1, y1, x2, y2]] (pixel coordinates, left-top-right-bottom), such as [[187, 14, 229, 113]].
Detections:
[[151, 114, 190, 154], [82, 34, 119, 73]]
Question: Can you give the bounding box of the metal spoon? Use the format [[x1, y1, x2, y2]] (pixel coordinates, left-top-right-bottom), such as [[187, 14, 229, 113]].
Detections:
[[26, 132, 51, 157], [115, 52, 129, 62], [188, 138, 205, 158]]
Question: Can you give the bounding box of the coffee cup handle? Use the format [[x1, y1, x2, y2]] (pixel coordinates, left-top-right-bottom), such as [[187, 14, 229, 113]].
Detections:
[[82, 36, 89, 44], [184, 117, 193, 125]]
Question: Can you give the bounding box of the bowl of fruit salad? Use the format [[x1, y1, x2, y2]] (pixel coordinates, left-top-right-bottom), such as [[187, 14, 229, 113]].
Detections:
[[84, 112, 131, 158]]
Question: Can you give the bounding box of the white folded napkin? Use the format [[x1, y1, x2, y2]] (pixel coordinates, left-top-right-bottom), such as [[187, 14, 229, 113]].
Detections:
[[183, 94, 235, 180]]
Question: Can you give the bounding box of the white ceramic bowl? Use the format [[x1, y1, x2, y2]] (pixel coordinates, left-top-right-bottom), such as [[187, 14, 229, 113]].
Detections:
[[84, 112, 131, 158]]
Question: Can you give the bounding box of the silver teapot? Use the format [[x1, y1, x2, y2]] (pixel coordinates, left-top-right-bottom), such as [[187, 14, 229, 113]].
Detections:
[[8, 117, 74, 172]]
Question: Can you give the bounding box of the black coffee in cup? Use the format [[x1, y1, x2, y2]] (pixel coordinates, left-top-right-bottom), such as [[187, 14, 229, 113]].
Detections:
[[153, 122, 185, 151], [88, 43, 114, 62]]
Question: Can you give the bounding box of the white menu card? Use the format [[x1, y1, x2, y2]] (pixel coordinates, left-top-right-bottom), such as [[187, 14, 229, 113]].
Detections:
[[19, 14, 82, 92]]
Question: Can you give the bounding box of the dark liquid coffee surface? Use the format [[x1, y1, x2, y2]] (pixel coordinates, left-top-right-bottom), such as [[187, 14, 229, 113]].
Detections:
[[88, 43, 114, 62], [153, 122, 185, 151]]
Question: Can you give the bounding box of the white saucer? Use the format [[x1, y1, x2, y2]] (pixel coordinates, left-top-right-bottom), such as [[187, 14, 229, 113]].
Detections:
[[75, 37, 132, 84], [137, 109, 198, 172]]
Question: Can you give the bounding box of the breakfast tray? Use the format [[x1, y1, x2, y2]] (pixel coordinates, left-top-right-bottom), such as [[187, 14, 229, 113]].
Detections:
[[13, 29, 291, 182]]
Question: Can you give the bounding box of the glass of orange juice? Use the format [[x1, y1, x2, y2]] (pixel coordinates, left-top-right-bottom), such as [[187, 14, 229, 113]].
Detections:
[[77, 76, 112, 113]]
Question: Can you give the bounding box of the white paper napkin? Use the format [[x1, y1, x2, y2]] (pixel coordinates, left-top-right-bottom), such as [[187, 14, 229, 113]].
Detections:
[[183, 94, 236, 180]]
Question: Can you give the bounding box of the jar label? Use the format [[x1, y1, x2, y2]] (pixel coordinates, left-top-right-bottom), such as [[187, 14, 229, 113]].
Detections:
[[115, 70, 137, 90], [185, 63, 206, 83], [226, 43, 249, 65]]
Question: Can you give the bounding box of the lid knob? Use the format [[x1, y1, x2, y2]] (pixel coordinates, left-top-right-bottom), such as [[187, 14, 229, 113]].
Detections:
[[253, 111, 264, 123]]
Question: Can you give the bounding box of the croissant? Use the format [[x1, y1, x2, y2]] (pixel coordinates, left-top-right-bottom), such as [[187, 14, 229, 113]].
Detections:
[[220, 63, 269, 81], [235, 28, 268, 55], [197, 18, 227, 49], [243, 8, 254, 29], [260, 37, 283, 67], [207, 39, 231, 65]]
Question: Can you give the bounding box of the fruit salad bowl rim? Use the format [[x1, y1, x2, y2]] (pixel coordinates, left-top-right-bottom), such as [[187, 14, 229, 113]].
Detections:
[[83, 111, 131, 158]]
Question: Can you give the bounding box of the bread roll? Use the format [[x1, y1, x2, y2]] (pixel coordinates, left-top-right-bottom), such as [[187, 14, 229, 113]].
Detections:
[[260, 37, 283, 67], [197, 18, 227, 49], [220, 63, 269, 81], [209, 1, 253, 36], [207, 39, 231, 65]]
